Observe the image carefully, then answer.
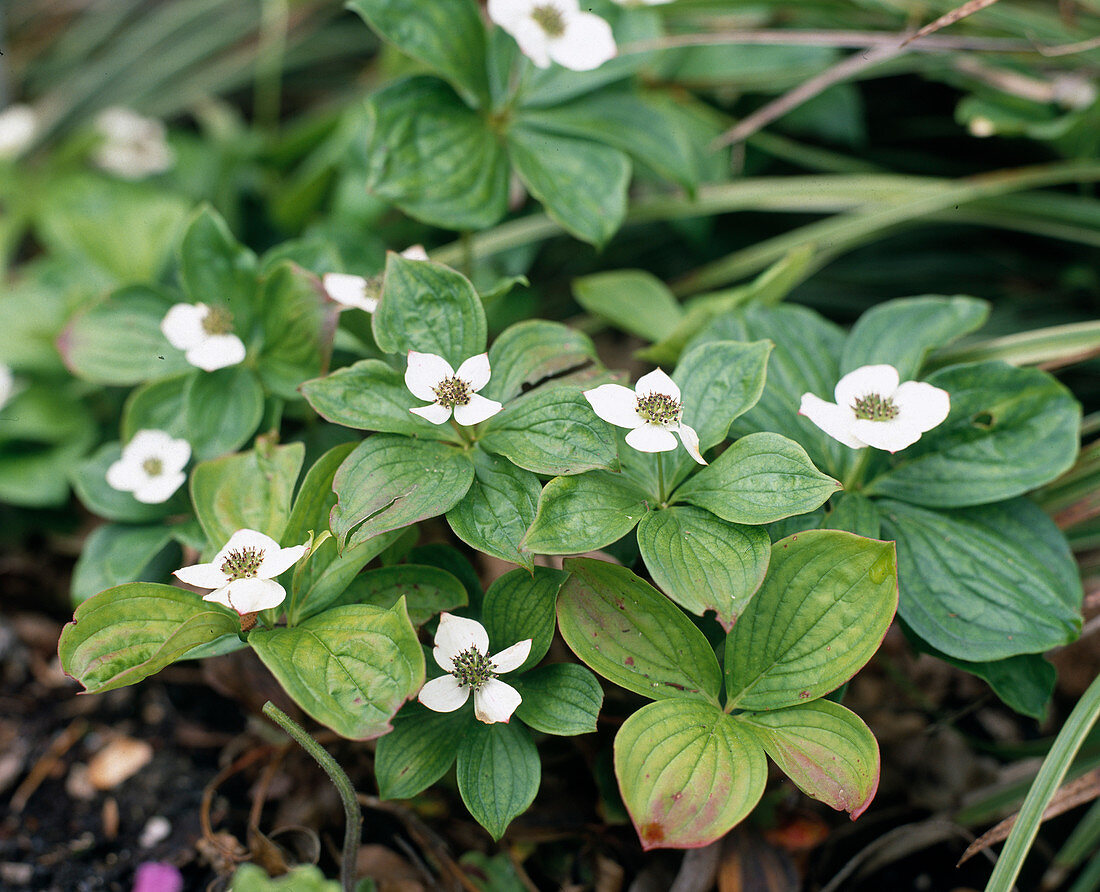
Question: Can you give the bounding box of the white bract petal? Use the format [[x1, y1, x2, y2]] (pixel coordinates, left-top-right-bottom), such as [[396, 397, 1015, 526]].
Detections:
[[174, 528, 308, 617], [489, 0, 615, 72], [105, 429, 191, 504], [186, 334, 246, 372], [161, 304, 208, 350], [400, 245, 429, 261], [455, 353, 492, 393], [405, 351, 454, 401], [800, 364, 950, 452], [322, 273, 377, 312], [474, 678, 523, 723], [625, 424, 678, 453], [676, 423, 707, 465], [418, 674, 470, 712], [433, 613, 490, 664], [0, 105, 38, 160], [93, 107, 173, 179], [585, 384, 643, 429], [161, 303, 245, 371], [635, 367, 680, 402], [410, 403, 454, 424], [490, 639, 532, 674], [453, 393, 502, 427], [0, 364, 13, 410]]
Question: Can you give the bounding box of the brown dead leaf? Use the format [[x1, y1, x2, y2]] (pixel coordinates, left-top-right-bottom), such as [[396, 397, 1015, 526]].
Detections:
[[903, 0, 1002, 46]]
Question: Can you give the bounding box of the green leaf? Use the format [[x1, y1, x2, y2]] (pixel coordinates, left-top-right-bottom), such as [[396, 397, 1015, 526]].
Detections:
[[825, 492, 881, 539], [374, 702, 470, 799], [178, 207, 258, 331], [614, 699, 767, 850], [72, 442, 190, 523], [70, 523, 177, 604], [482, 567, 565, 672], [513, 663, 603, 736], [347, 0, 488, 107], [331, 435, 474, 548], [366, 77, 508, 231], [59, 583, 239, 694], [373, 252, 487, 367], [696, 305, 849, 478], [674, 432, 839, 525], [737, 699, 879, 818], [482, 320, 598, 404], [572, 270, 683, 343], [522, 471, 649, 555], [841, 295, 989, 380], [507, 124, 630, 248], [480, 387, 618, 476], [301, 359, 460, 442], [880, 498, 1082, 662], [290, 530, 406, 623], [190, 442, 305, 549], [636, 506, 770, 631], [331, 565, 467, 625], [250, 601, 425, 740], [283, 442, 358, 548], [255, 262, 325, 400], [866, 361, 1081, 508], [59, 286, 192, 385], [122, 367, 265, 462], [456, 720, 540, 840], [230, 863, 340, 892], [557, 557, 722, 704], [674, 339, 773, 454], [446, 451, 541, 571], [520, 86, 705, 193], [35, 175, 189, 284], [725, 530, 897, 710]]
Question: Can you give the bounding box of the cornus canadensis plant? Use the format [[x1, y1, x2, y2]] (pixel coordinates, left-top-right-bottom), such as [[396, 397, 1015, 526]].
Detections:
[[487, 0, 616, 71], [799, 363, 951, 453], [405, 351, 502, 426], [105, 429, 190, 504], [584, 368, 706, 464], [173, 528, 308, 623], [160, 302, 246, 372], [92, 107, 174, 180], [419, 613, 532, 724]]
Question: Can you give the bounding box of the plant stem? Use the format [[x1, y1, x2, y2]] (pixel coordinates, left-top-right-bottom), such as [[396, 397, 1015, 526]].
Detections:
[[656, 452, 667, 503], [261, 702, 361, 892], [842, 448, 874, 492], [984, 672, 1100, 892]]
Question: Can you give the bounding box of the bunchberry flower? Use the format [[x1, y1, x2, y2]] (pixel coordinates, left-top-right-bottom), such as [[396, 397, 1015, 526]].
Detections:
[[584, 368, 706, 464], [0, 105, 38, 160], [93, 107, 173, 180], [105, 429, 191, 504], [322, 246, 429, 314], [488, 0, 616, 71], [173, 529, 307, 622], [418, 613, 532, 724], [405, 351, 503, 426], [160, 303, 246, 372], [799, 363, 950, 453]]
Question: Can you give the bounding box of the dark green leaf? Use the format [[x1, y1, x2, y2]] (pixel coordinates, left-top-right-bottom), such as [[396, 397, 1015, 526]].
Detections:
[[825, 492, 881, 538], [331, 564, 467, 625], [456, 720, 540, 840], [636, 505, 770, 630], [374, 703, 470, 799], [250, 601, 425, 740], [59, 584, 239, 694], [70, 523, 177, 604], [482, 567, 565, 672], [522, 471, 649, 555], [178, 207, 258, 332], [255, 263, 325, 400], [725, 531, 897, 710], [514, 663, 603, 736], [331, 435, 474, 548], [483, 320, 598, 404], [283, 442, 359, 548], [557, 557, 722, 704], [572, 270, 683, 343]]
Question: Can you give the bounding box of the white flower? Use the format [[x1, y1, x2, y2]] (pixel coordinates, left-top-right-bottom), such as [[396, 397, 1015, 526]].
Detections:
[[405, 351, 503, 426], [322, 273, 377, 313], [105, 429, 191, 504], [418, 613, 532, 724], [0, 364, 15, 411], [0, 105, 38, 160], [174, 529, 308, 617], [399, 244, 429, 261], [799, 364, 950, 453], [93, 107, 174, 179], [160, 303, 247, 372], [584, 368, 706, 464], [488, 0, 616, 71], [612, 0, 674, 4]]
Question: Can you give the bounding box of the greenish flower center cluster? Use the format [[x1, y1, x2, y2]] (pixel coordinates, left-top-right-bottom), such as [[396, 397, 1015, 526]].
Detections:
[[221, 546, 264, 580], [201, 305, 235, 336], [433, 376, 472, 407], [852, 393, 899, 422], [636, 392, 682, 426], [451, 647, 495, 691], [532, 4, 566, 37], [142, 457, 164, 476]]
